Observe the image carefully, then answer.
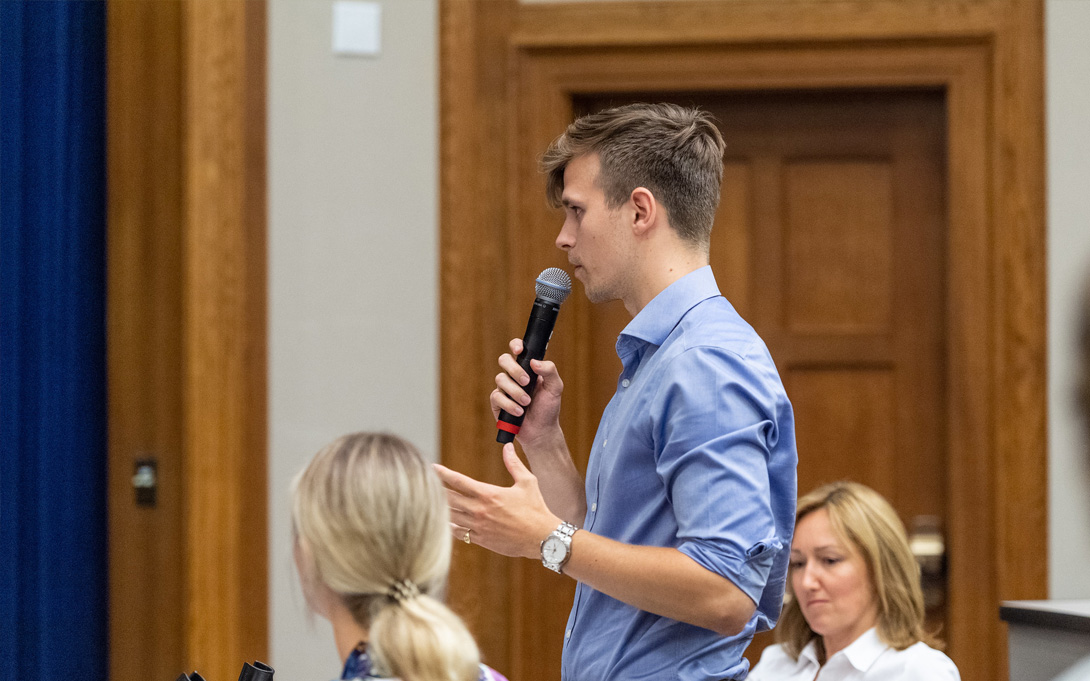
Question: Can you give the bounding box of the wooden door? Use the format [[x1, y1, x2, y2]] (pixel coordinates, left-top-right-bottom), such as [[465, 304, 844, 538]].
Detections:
[[575, 89, 947, 664], [440, 5, 1046, 681]]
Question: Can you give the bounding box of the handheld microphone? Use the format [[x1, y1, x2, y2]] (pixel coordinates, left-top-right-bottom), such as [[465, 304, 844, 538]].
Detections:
[[496, 267, 572, 443]]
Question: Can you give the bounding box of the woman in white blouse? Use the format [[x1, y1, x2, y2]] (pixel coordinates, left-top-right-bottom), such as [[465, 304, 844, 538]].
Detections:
[[749, 481, 960, 681]]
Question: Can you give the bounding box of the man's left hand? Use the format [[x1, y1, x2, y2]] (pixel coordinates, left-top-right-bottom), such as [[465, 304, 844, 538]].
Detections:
[[434, 443, 561, 560]]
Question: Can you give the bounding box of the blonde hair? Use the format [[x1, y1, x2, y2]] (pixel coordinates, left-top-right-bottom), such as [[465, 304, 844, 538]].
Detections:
[[540, 102, 725, 249], [291, 432, 479, 681], [777, 481, 938, 662]]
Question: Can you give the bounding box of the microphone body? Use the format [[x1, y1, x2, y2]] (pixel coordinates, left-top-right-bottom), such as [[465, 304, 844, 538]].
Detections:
[[496, 268, 571, 443]]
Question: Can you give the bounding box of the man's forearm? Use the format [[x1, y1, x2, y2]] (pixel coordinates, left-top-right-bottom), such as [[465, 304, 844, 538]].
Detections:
[[520, 428, 587, 525], [560, 531, 756, 636]]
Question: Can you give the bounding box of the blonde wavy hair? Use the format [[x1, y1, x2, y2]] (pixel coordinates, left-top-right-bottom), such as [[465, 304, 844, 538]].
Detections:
[[776, 481, 938, 662], [291, 432, 479, 681]]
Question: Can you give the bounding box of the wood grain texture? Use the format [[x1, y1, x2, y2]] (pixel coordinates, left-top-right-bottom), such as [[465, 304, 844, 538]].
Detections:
[[512, 0, 1004, 47], [438, 0, 519, 673], [940, 44, 1001, 672], [107, 3, 186, 679], [992, 0, 1048, 606], [183, 1, 268, 678], [108, 1, 267, 679], [785, 160, 894, 334], [439, 3, 1046, 681]]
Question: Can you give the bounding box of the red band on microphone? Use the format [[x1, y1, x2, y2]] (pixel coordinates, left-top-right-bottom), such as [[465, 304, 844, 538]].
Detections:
[[496, 420, 520, 435]]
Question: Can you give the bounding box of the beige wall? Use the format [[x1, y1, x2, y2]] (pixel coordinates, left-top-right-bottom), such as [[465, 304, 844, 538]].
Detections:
[[267, 0, 437, 677], [267, 0, 1090, 673], [1046, 0, 1090, 599]]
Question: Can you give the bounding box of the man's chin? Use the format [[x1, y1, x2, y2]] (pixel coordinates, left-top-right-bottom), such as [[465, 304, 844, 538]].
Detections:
[[584, 286, 613, 305]]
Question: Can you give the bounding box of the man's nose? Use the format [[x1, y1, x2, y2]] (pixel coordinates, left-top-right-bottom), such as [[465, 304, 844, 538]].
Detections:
[[555, 219, 574, 251]]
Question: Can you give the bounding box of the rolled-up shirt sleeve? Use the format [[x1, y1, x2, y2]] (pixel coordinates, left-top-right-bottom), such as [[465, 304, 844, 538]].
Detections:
[[651, 344, 789, 614]]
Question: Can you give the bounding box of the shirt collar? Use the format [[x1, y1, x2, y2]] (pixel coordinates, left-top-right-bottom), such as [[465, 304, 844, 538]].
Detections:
[[799, 639, 822, 669], [796, 627, 887, 673], [839, 627, 888, 672], [619, 266, 721, 347]]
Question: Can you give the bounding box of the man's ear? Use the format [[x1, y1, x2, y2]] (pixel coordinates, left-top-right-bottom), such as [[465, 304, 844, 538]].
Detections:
[[629, 187, 657, 237]]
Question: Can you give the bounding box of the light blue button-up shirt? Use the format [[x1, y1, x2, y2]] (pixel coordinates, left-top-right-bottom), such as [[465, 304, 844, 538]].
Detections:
[[560, 266, 797, 681]]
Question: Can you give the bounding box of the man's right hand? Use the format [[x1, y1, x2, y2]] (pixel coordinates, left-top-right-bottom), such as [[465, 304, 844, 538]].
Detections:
[[490, 337, 585, 525], [491, 337, 564, 450]]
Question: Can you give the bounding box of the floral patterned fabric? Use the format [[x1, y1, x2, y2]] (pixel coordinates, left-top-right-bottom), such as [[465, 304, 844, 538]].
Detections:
[[340, 642, 509, 681]]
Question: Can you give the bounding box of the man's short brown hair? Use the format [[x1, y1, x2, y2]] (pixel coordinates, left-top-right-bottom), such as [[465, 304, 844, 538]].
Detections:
[[540, 103, 726, 249]]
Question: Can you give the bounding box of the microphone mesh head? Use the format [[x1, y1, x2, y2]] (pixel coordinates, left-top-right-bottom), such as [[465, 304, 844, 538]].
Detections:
[[535, 267, 572, 304]]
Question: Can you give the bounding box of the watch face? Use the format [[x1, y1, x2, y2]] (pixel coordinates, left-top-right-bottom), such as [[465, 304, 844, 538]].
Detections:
[[542, 536, 566, 563]]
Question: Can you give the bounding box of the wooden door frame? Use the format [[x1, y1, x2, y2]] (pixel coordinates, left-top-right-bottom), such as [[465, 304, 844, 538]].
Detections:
[[440, 2, 1044, 680], [107, 2, 267, 680]]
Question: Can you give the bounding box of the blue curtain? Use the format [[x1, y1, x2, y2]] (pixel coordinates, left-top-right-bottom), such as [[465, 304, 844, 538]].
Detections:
[[1, 2, 108, 679]]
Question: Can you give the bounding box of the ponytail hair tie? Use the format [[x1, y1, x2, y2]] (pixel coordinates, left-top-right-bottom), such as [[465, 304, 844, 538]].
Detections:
[[387, 579, 420, 603]]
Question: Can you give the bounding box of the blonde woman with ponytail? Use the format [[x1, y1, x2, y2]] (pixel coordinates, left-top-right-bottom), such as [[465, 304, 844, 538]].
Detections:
[[292, 432, 509, 681]]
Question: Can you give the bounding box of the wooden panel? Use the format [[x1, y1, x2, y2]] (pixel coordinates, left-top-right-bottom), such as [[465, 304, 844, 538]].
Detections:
[[785, 160, 893, 335], [107, 1, 267, 680], [438, 1, 520, 673], [107, 3, 186, 680], [512, 1, 1005, 47], [788, 368, 898, 498], [939, 46, 999, 668], [440, 4, 1046, 681], [993, 0, 1048, 607], [183, 1, 268, 678], [712, 161, 753, 317]]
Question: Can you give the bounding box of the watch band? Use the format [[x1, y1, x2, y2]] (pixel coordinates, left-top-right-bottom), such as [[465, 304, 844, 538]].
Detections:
[[541, 521, 578, 573], [555, 521, 577, 541]]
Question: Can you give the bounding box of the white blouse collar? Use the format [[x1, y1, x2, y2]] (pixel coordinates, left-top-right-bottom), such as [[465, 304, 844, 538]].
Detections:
[[840, 627, 888, 672], [799, 627, 889, 674], [798, 639, 821, 669]]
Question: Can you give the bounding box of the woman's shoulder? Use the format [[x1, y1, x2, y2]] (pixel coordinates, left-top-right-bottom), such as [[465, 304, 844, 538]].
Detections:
[[903, 641, 958, 665], [754, 643, 792, 664], [888, 642, 960, 679], [749, 643, 806, 679]]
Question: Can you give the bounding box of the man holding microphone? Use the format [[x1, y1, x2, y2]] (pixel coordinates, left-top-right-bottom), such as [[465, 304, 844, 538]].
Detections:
[[434, 103, 797, 681]]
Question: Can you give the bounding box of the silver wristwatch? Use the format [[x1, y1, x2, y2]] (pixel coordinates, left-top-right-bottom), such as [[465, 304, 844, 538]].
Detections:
[[541, 521, 578, 573]]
